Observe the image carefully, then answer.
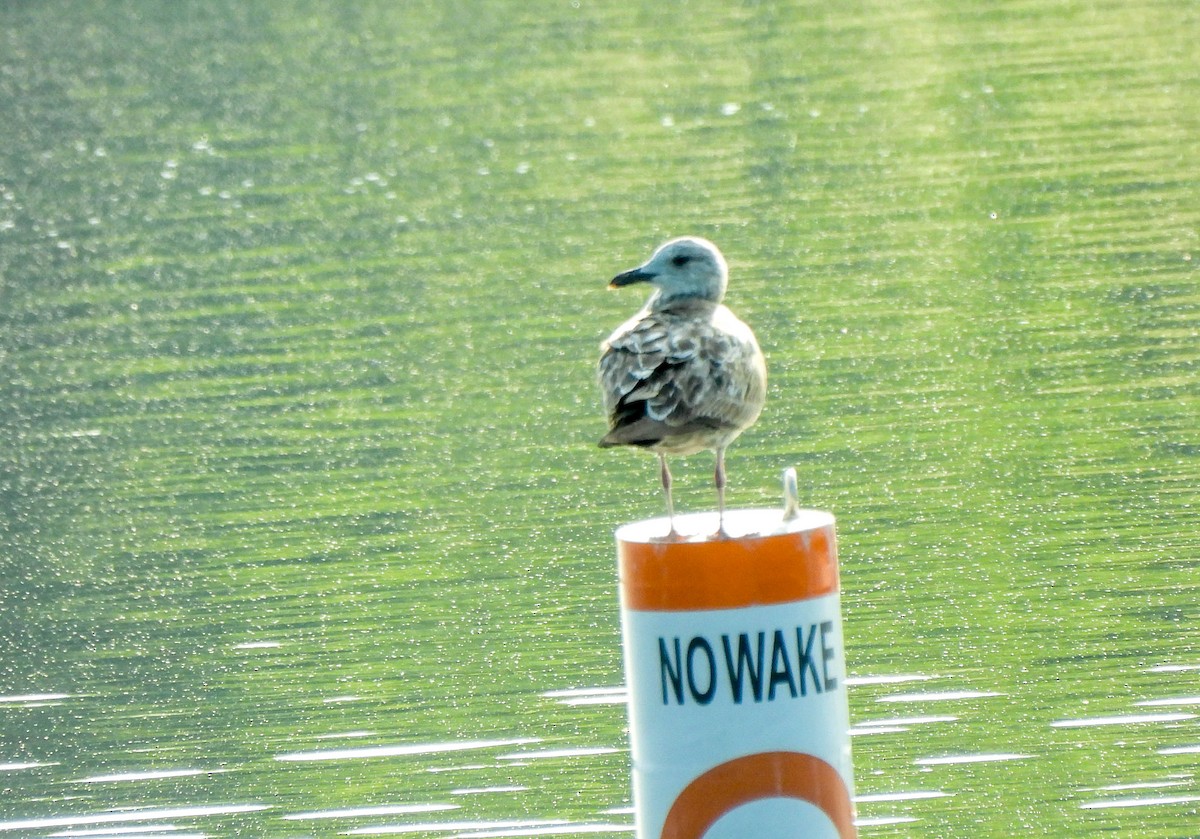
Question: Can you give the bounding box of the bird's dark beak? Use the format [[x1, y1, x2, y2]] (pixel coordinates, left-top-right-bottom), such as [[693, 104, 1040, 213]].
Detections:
[[609, 267, 656, 288]]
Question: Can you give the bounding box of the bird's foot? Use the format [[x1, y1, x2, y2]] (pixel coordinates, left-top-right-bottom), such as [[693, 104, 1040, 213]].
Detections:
[[709, 512, 732, 540], [651, 526, 686, 543]]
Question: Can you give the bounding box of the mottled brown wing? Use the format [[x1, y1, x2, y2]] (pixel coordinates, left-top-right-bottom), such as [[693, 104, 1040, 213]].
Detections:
[[598, 309, 763, 447], [679, 324, 766, 433]]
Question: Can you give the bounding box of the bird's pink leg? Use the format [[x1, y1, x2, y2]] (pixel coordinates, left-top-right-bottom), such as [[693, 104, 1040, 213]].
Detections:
[[659, 452, 679, 540], [713, 447, 729, 539]]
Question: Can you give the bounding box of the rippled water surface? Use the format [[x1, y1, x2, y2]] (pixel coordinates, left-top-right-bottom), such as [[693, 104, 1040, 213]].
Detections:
[[2, 1, 1198, 836]]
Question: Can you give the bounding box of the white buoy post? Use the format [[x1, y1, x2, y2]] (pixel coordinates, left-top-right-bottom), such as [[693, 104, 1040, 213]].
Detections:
[[616, 506, 856, 839]]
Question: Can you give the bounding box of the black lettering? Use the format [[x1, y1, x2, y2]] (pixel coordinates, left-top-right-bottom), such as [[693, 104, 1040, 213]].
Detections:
[[768, 629, 798, 700], [820, 620, 838, 692], [659, 637, 683, 705], [721, 632, 765, 704], [796, 624, 823, 696], [686, 637, 717, 705], [659, 625, 838, 707]]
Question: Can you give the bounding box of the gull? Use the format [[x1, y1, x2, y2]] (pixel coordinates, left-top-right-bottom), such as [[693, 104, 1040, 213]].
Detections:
[[598, 237, 767, 538]]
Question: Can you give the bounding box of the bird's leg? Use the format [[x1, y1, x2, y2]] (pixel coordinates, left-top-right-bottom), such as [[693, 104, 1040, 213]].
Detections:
[[713, 447, 729, 539], [659, 452, 679, 539]]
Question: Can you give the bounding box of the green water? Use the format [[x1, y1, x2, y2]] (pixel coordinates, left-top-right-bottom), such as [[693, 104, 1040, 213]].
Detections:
[[2, 1, 1197, 836]]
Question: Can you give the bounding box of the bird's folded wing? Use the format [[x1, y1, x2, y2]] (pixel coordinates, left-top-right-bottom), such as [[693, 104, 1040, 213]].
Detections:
[[599, 313, 763, 443]]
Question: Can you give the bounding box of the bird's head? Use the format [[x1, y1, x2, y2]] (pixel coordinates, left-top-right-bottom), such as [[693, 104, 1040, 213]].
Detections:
[[609, 237, 728, 305]]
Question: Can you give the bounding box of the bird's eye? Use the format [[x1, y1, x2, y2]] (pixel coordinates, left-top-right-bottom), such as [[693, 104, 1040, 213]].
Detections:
[[671, 255, 691, 267]]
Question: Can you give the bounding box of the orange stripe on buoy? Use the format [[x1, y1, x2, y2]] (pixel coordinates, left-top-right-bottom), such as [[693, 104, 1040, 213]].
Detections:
[[618, 517, 838, 612], [660, 751, 856, 839]]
